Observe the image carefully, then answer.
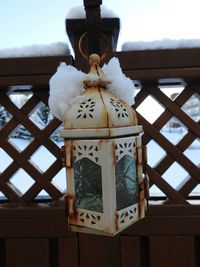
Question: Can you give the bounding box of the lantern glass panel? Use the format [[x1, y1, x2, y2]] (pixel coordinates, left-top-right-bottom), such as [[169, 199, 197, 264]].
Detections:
[[74, 158, 103, 212], [116, 155, 138, 210]]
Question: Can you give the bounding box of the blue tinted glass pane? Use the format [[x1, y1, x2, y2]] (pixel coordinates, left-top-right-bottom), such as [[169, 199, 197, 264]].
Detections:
[[116, 155, 139, 210], [74, 158, 103, 212]]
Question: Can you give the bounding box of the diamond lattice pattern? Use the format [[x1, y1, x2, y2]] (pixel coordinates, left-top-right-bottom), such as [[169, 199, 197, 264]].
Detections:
[[0, 87, 63, 202], [135, 81, 200, 202]]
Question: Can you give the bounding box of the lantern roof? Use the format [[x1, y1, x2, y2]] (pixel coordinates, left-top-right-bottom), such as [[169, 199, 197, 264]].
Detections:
[[60, 54, 142, 138]]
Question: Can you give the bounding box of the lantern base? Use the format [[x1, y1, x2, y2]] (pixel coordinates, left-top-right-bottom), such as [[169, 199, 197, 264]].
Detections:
[[69, 224, 126, 237], [68, 202, 145, 236]]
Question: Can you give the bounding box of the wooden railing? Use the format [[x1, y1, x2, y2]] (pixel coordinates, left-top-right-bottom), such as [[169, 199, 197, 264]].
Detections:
[[1, 50, 199, 204], [0, 49, 200, 266]]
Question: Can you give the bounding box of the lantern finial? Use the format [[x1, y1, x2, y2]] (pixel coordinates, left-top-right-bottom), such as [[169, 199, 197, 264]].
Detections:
[[89, 53, 100, 66], [83, 53, 111, 88]]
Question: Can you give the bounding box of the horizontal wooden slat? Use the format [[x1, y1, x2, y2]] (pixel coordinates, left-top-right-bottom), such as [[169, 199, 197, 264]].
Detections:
[[116, 49, 200, 70], [1, 203, 199, 219], [0, 204, 200, 237], [0, 202, 66, 217], [0, 218, 74, 238], [124, 216, 200, 236], [0, 56, 73, 85], [148, 204, 200, 216], [123, 67, 200, 82], [0, 74, 54, 85], [0, 56, 73, 76]]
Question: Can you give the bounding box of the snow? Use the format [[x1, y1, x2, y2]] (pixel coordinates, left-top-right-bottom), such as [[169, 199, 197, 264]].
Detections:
[[1, 38, 200, 59], [66, 5, 117, 19], [122, 38, 200, 51], [102, 57, 136, 105], [49, 63, 85, 121], [49, 57, 136, 121], [0, 42, 70, 58]]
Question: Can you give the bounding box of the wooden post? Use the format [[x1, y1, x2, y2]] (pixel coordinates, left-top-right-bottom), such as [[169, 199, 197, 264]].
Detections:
[[66, 17, 120, 72], [83, 0, 102, 55]]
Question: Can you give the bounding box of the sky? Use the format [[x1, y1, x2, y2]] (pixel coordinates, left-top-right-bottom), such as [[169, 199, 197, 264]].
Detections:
[[1, 0, 200, 51]]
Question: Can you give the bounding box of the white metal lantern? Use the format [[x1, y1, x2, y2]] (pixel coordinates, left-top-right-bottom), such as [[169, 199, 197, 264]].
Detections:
[[60, 54, 148, 236]]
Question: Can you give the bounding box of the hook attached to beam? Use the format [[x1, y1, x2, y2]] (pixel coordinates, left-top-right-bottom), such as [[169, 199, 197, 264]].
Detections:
[[83, 0, 102, 56]]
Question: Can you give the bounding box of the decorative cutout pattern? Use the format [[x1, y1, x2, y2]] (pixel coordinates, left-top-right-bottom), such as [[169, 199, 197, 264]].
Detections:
[[110, 98, 129, 118], [73, 142, 99, 163], [75, 209, 103, 230], [115, 137, 136, 162], [77, 98, 96, 119], [116, 204, 138, 229]]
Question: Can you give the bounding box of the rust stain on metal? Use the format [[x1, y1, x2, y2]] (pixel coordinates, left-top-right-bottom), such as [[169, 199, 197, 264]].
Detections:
[[137, 146, 143, 165], [66, 140, 73, 168], [112, 141, 116, 165], [139, 182, 145, 200], [65, 194, 77, 218], [115, 212, 119, 232], [104, 226, 109, 233], [138, 182, 145, 219], [61, 146, 66, 167]]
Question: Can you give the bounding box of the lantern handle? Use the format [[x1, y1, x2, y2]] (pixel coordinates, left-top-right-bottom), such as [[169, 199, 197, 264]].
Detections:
[[78, 32, 109, 62]]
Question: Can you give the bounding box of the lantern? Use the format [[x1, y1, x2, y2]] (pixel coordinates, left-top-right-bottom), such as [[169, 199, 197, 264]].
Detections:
[[60, 54, 148, 236]]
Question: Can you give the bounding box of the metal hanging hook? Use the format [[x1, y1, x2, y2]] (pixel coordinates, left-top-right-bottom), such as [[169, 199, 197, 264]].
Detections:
[[78, 32, 109, 63]]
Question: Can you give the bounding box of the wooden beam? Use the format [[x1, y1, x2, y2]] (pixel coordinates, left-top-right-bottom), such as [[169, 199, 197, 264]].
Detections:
[[83, 0, 102, 55]]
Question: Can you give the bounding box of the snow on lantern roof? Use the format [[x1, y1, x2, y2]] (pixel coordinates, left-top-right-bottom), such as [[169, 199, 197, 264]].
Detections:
[[49, 56, 136, 122], [59, 54, 139, 139], [122, 38, 200, 51], [0, 42, 70, 58]]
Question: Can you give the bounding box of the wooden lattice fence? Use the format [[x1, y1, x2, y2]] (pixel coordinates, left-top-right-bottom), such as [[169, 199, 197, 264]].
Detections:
[[0, 34, 200, 267]]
